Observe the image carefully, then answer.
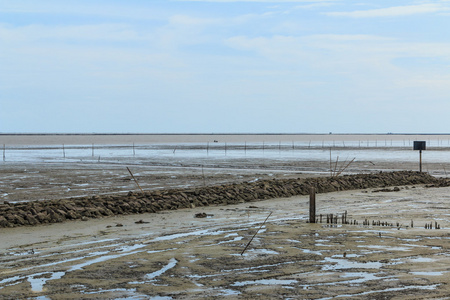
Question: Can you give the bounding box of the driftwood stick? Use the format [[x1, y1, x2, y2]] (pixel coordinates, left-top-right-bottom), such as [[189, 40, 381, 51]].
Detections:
[[241, 212, 272, 256], [127, 167, 146, 196]]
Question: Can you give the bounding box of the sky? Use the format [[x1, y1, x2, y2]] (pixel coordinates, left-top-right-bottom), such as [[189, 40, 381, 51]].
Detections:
[[1, 0, 450, 134]]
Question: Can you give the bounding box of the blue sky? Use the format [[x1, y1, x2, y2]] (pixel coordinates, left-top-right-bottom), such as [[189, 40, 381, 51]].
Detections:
[[1, 0, 450, 133]]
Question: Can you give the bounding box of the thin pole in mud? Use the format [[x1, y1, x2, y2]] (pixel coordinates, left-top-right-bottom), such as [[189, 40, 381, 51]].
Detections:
[[92, 143, 94, 157], [244, 141, 247, 154], [2, 144, 5, 162], [127, 167, 146, 196], [241, 212, 272, 256], [329, 148, 333, 176], [207, 142, 209, 155], [419, 150, 422, 173], [202, 166, 206, 187], [309, 187, 316, 223], [62, 144, 65, 158], [133, 143, 135, 157]]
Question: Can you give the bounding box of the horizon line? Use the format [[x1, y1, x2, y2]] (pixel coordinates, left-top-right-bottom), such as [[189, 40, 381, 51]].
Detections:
[[1, 132, 450, 136]]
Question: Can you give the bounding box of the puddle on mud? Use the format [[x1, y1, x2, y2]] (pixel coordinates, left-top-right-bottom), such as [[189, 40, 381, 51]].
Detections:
[[411, 271, 446, 276], [234, 248, 279, 257], [321, 256, 383, 271], [232, 279, 298, 287], [145, 258, 178, 280], [358, 245, 412, 251], [317, 284, 439, 300], [335, 272, 390, 285], [296, 248, 323, 256], [29, 272, 66, 292]]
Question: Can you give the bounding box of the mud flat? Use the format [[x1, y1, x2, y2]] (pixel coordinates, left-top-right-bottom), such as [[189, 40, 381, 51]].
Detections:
[[0, 177, 449, 299], [0, 134, 449, 299]]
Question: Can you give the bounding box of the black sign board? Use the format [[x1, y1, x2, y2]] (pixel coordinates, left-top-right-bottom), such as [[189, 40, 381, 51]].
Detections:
[[413, 141, 426, 151]]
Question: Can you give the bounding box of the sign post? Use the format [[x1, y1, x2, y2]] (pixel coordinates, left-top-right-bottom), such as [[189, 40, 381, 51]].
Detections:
[[413, 141, 426, 173]]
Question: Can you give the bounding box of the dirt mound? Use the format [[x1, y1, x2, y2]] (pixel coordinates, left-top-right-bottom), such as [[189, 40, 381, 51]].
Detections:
[[0, 171, 446, 228]]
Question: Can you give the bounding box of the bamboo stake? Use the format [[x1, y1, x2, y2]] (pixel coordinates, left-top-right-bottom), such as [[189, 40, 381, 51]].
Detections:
[[241, 212, 272, 256], [202, 166, 206, 187], [127, 167, 145, 196], [335, 158, 356, 177], [333, 156, 339, 176], [329, 148, 332, 176]]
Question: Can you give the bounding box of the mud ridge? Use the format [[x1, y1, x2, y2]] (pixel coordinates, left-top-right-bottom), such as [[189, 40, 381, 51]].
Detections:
[[0, 171, 447, 228]]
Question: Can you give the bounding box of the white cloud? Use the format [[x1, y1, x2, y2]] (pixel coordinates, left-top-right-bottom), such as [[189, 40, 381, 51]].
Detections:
[[325, 3, 446, 18]]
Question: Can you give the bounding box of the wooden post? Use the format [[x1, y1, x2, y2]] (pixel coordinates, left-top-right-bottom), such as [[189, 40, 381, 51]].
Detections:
[[309, 187, 316, 223], [3, 144, 5, 162], [62, 144, 65, 158]]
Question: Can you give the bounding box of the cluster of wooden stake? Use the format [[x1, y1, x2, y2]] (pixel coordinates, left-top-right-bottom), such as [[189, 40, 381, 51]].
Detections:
[[425, 221, 441, 229], [312, 213, 442, 230]]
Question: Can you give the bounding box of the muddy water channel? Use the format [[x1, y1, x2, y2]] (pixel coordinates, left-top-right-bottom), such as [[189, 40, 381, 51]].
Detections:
[[0, 185, 448, 299]]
